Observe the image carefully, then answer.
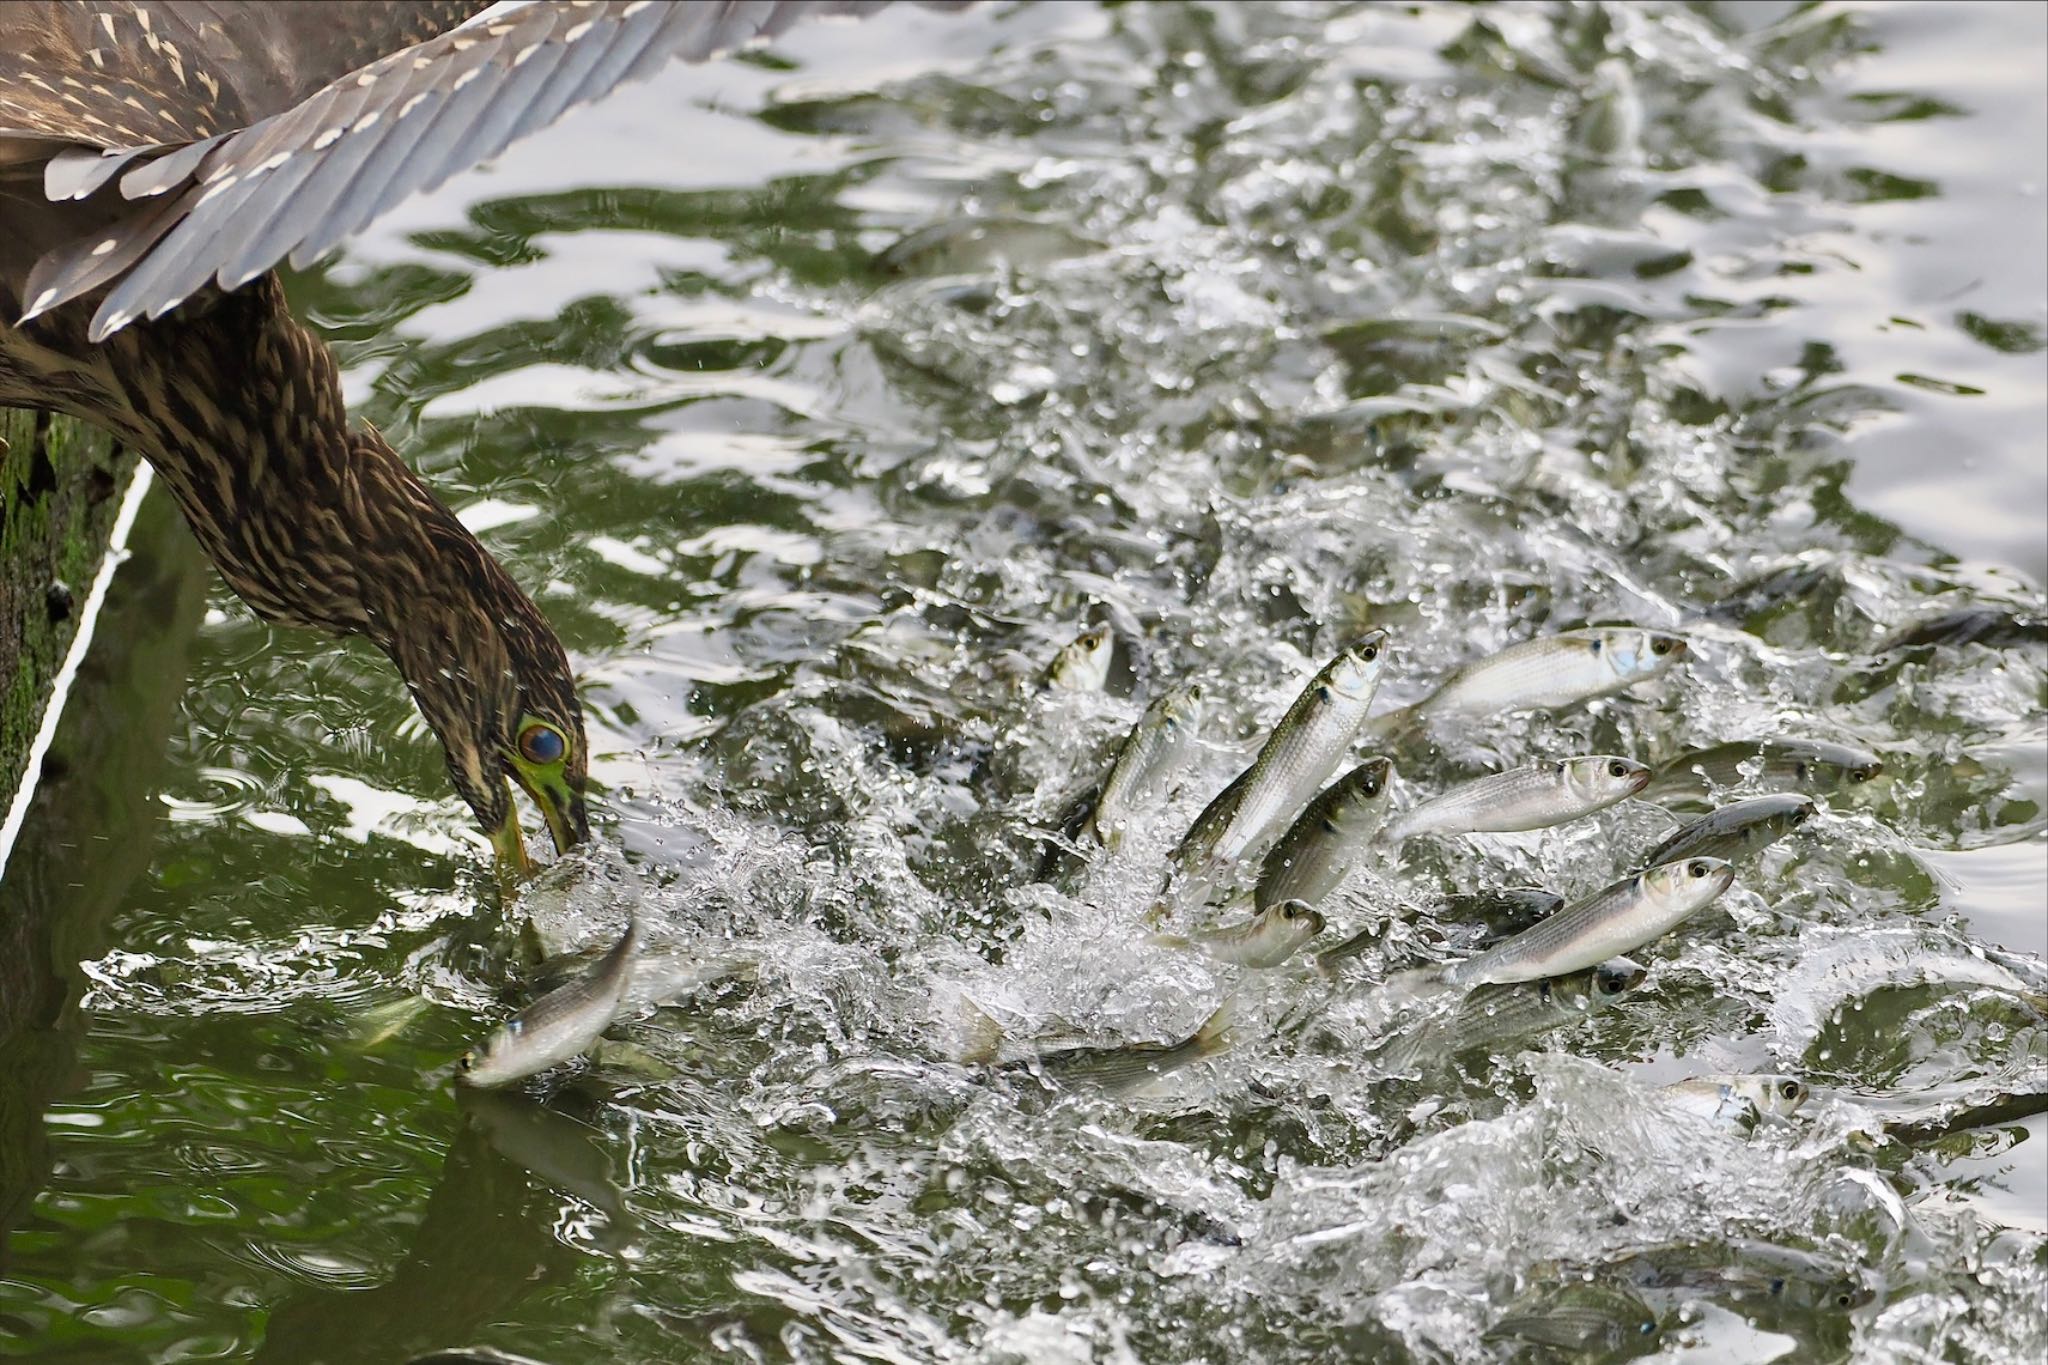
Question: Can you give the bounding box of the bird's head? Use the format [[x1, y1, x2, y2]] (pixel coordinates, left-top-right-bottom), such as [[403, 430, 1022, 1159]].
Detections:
[[359, 460, 592, 886], [404, 607, 590, 886]]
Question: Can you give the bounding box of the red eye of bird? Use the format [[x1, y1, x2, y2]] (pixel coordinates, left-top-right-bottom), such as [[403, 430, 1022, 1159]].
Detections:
[[518, 723, 566, 765]]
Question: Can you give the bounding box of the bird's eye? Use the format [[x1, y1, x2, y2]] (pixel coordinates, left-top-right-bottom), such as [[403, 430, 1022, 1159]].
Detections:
[[1609, 761, 1628, 778], [1651, 637, 1675, 656], [1688, 860, 1711, 879], [518, 722, 567, 765]]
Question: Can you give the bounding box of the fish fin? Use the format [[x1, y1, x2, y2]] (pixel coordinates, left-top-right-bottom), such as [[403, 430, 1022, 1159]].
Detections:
[[955, 996, 1006, 1066], [1192, 996, 1239, 1056], [1147, 932, 1192, 951]]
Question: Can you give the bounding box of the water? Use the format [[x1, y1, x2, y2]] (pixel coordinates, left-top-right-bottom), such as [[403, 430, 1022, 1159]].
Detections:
[[3, 2, 2044, 1360]]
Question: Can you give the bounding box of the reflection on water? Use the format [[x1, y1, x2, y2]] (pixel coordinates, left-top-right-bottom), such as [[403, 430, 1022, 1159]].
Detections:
[[3, 3, 2044, 1361]]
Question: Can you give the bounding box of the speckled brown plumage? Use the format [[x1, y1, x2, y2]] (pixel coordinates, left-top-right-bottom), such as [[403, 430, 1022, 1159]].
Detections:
[[0, 0, 960, 854]]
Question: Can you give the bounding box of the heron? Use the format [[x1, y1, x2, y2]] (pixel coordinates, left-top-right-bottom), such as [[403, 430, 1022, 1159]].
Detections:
[[0, 1, 952, 883]]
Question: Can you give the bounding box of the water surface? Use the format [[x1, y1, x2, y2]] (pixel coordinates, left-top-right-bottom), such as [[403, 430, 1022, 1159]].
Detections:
[[3, 3, 2044, 1361]]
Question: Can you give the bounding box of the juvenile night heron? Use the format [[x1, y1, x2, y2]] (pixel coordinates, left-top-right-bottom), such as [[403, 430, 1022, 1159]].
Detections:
[[0, 1, 943, 879]]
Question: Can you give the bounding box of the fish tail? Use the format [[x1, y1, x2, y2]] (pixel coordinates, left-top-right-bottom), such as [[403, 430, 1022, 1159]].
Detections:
[[1379, 965, 1452, 1008], [954, 996, 1007, 1066], [1363, 704, 1420, 741], [1192, 995, 1239, 1056]]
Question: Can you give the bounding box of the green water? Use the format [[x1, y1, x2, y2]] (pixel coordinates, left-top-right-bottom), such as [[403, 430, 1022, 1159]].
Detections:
[[3, 3, 2044, 1361]]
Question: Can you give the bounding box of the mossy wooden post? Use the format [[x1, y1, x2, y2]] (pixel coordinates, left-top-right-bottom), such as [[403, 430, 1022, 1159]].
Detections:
[[0, 408, 138, 812]]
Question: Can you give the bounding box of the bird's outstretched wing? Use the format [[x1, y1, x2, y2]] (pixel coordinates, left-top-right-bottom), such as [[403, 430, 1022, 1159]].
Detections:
[[24, 0, 962, 340]]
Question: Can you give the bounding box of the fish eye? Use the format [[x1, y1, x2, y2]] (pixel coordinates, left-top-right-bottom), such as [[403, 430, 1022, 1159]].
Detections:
[[1608, 761, 1628, 778], [457, 1052, 475, 1072], [1769, 1277, 1787, 1297], [1853, 764, 1878, 783], [1835, 1290, 1856, 1309], [1651, 636, 1675, 656], [1359, 642, 1379, 663], [517, 721, 567, 766], [1793, 761, 1810, 782], [1687, 860, 1709, 878], [1587, 637, 1604, 654], [1780, 1079, 1804, 1101]]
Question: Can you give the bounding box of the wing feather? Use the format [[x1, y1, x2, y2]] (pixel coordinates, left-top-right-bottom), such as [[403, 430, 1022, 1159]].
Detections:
[[33, 0, 969, 338]]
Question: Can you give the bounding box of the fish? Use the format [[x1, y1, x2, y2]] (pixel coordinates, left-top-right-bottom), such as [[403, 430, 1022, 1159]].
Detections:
[[1639, 794, 1815, 867], [1044, 625, 1115, 692], [1366, 626, 1687, 736], [1877, 606, 2048, 653], [1151, 900, 1326, 968], [1254, 757, 1394, 910], [1087, 684, 1205, 849], [1642, 738, 1883, 807], [1664, 1073, 1809, 1125], [1483, 1282, 1665, 1359], [1010, 998, 1239, 1098], [1597, 1238, 1876, 1319], [458, 917, 639, 1089], [1402, 858, 1734, 992], [1169, 632, 1390, 877], [1385, 755, 1650, 841], [1387, 956, 1646, 1066], [1443, 886, 1567, 940]]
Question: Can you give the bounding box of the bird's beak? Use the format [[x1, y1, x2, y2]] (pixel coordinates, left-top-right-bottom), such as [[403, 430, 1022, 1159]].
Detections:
[[511, 766, 589, 857]]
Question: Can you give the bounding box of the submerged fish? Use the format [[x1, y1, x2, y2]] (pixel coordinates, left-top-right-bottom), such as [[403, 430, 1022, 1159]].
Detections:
[[1045, 625, 1115, 692], [1011, 999, 1238, 1098], [1484, 1282, 1665, 1359], [1171, 632, 1390, 876], [1642, 738, 1882, 806], [1664, 1073, 1809, 1125], [1598, 1238, 1876, 1319], [1367, 626, 1687, 736], [1877, 606, 2048, 653], [1443, 886, 1567, 940], [1385, 755, 1650, 841], [1254, 757, 1393, 910], [1410, 858, 1734, 991], [459, 1087, 633, 1234], [1088, 684, 1205, 849], [1640, 794, 1815, 867], [1152, 900, 1326, 968], [1388, 956, 1646, 1066], [459, 917, 639, 1089]]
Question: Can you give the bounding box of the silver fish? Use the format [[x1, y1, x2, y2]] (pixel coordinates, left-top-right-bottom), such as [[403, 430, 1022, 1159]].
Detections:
[[1664, 1073, 1809, 1125], [1088, 684, 1205, 849], [1044, 625, 1115, 692], [1643, 738, 1883, 806], [1484, 1283, 1664, 1357], [1014, 998, 1238, 1098], [1255, 757, 1393, 910], [1386, 755, 1650, 841], [1368, 626, 1687, 736], [1640, 794, 1816, 867], [1171, 631, 1390, 875], [459, 917, 639, 1088], [458, 1087, 633, 1235], [1151, 900, 1326, 969], [1438, 956, 1646, 1057], [1444, 886, 1566, 939], [1423, 858, 1734, 990], [1599, 1238, 1876, 1318], [1387, 957, 1646, 1066]]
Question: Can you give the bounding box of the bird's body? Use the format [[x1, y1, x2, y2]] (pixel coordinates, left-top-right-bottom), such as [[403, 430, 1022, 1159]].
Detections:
[[0, 1, 942, 869]]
